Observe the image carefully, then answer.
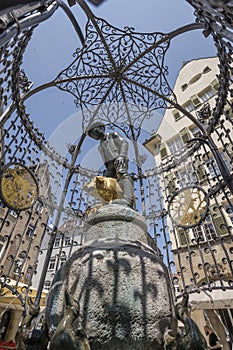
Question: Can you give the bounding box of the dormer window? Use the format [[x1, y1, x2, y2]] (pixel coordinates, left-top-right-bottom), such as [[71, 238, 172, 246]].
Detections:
[[181, 84, 188, 91], [172, 110, 182, 122], [203, 66, 211, 74], [211, 79, 220, 91], [189, 73, 202, 85]]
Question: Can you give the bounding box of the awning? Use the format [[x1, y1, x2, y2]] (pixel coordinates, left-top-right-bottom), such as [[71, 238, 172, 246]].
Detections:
[[189, 288, 233, 310], [0, 280, 48, 310]]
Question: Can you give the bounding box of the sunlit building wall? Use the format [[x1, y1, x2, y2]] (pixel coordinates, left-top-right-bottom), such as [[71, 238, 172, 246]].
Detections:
[[144, 56, 233, 349]]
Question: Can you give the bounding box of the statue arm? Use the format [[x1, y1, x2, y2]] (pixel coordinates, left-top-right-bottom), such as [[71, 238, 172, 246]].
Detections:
[[119, 138, 128, 158]]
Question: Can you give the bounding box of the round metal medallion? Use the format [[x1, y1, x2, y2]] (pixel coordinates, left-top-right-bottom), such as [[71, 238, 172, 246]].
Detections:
[[0, 163, 39, 211], [168, 186, 208, 228]]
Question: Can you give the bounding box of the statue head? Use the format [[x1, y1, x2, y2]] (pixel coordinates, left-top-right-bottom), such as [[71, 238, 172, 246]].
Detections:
[[87, 121, 105, 140]]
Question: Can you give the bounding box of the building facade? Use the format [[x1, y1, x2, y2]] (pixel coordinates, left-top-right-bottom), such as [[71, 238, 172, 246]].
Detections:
[[33, 216, 84, 292], [144, 57, 233, 350], [0, 163, 51, 341]]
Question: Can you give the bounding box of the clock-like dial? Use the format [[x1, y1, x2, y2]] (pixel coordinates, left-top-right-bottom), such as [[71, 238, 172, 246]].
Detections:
[[168, 186, 208, 228], [0, 163, 39, 211]]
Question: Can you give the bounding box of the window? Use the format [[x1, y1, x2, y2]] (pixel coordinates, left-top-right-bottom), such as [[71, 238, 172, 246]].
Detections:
[[26, 224, 35, 239], [210, 207, 228, 236], [172, 110, 182, 122], [35, 202, 43, 214], [198, 86, 215, 102], [14, 255, 25, 275], [65, 237, 71, 246], [44, 281, 51, 291], [9, 210, 18, 218], [176, 168, 196, 186], [0, 200, 5, 209], [211, 79, 220, 91], [193, 223, 216, 242], [183, 101, 194, 112], [181, 83, 188, 91], [190, 126, 202, 137], [159, 143, 168, 159], [205, 159, 221, 178], [54, 238, 60, 247], [14, 263, 22, 275], [167, 137, 183, 154], [190, 95, 201, 107], [25, 266, 33, 280], [179, 127, 191, 144], [60, 256, 67, 268], [164, 173, 176, 195], [212, 215, 228, 236], [193, 158, 206, 183], [49, 257, 56, 271], [189, 73, 202, 85], [203, 66, 211, 74], [177, 228, 190, 246]]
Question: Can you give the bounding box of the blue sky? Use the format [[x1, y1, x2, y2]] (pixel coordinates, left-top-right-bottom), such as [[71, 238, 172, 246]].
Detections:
[[21, 0, 216, 169]]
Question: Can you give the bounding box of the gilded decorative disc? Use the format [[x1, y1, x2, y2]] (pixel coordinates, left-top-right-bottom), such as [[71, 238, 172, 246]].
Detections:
[[0, 163, 39, 211], [168, 186, 208, 228]]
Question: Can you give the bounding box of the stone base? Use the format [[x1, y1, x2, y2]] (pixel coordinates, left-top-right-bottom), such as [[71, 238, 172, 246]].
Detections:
[[46, 239, 172, 349], [84, 204, 148, 244]]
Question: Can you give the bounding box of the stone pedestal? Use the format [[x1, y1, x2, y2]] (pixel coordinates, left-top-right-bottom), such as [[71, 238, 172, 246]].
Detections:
[[45, 205, 172, 349], [84, 204, 148, 243]]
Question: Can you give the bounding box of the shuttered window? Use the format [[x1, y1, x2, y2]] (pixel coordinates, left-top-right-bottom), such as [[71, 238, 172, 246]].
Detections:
[[191, 95, 201, 107], [159, 143, 168, 159], [179, 127, 191, 144], [210, 207, 228, 236]]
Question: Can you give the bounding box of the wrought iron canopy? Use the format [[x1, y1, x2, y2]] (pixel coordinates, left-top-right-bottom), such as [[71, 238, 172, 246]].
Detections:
[[0, 0, 232, 330]]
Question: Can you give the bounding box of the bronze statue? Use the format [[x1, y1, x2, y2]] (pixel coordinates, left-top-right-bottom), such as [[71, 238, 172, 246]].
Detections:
[[164, 293, 207, 350], [50, 289, 91, 350], [15, 297, 40, 350], [87, 121, 134, 207]]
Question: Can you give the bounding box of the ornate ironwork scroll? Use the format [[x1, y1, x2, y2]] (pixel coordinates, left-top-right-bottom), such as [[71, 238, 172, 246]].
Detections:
[[168, 186, 209, 228], [0, 1, 232, 340], [56, 16, 173, 134]]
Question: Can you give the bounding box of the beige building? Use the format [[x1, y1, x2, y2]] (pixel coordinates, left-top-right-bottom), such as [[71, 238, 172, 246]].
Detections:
[[33, 215, 84, 292], [144, 57, 233, 349], [0, 163, 52, 341]]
